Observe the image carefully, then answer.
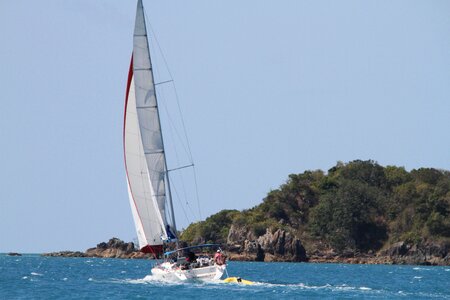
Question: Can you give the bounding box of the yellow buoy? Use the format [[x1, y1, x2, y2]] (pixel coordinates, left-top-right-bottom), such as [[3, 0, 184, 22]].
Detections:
[[223, 277, 254, 285]]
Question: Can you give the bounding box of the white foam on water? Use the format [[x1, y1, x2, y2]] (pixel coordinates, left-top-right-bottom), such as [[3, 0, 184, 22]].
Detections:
[[332, 284, 356, 291], [122, 274, 182, 286], [31, 272, 43, 276], [88, 278, 93, 281], [121, 271, 126, 274], [107, 277, 393, 297], [22, 276, 28, 279], [413, 276, 422, 279], [250, 282, 381, 296], [413, 267, 431, 271], [444, 269, 450, 272], [62, 278, 68, 281]]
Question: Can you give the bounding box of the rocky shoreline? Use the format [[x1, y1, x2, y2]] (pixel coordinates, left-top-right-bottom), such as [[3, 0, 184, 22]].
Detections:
[[226, 226, 450, 266], [42, 238, 152, 259], [42, 236, 450, 266]]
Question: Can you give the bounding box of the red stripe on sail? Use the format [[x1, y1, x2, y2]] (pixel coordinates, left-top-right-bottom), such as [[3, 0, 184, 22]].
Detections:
[[123, 55, 134, 157], [123, 55, 152, 247]]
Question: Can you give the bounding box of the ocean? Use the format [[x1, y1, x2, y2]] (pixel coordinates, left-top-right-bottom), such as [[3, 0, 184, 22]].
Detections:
[[1, 254, 449, 299]]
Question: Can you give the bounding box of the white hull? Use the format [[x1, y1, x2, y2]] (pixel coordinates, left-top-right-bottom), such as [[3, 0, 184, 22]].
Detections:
[[151, 262, 226, 281]]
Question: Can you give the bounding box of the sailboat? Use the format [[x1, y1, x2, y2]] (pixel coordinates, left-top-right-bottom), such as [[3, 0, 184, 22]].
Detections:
[[123, 0, 226, 281]]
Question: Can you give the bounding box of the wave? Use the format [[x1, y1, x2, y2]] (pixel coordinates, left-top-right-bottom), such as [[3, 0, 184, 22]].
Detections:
[[87, 276, 449, 298], [113, 275, 185, 286], [113, 275, 376, 293], [413, 267, 432, 271]]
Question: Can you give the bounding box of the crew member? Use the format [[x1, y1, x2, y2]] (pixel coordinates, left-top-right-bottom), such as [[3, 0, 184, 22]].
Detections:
[[214, 249, 226, 265]]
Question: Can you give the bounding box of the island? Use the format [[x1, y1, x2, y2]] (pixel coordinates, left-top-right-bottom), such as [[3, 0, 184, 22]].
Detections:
[[43, 160, 450, 266]]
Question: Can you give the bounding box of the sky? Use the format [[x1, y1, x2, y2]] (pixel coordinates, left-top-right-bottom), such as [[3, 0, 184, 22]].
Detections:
[[0, 0, 449, 253]]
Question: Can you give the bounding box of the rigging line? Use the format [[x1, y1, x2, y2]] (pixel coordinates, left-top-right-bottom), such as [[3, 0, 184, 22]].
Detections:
[[173, 183, 197, 224], [169, 173, 191, 225], [148, 30, 203, 222], [150, 60, 187, 217], [155, 87, 184, 176], [157, 89, 191, 162], [144, 9, 194, 159], [146, 16, 195, 164], [145, 8, 202, 221], [155, 80, 174, 86], [156, 87, 192, 222], [192, 166, 202, 220], [163, 117, 192, 224], [167, 164, 194, 173], [143, 15, 177, 237]]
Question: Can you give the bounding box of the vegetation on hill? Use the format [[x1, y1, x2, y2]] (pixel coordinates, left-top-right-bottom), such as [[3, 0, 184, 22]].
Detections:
[[181, 160, 450, 254]]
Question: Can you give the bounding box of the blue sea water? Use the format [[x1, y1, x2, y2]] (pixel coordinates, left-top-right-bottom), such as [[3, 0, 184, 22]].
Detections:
[[1, 254, 449, 299]]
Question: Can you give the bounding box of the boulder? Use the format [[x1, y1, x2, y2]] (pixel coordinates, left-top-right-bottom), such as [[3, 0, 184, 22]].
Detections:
[[380, 240, 450, 265], [227, 225, 308, 262], [85, 238, 137, 258]]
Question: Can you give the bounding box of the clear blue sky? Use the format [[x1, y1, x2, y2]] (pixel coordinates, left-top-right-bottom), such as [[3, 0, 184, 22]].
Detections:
[[1, 0, 449, 253]]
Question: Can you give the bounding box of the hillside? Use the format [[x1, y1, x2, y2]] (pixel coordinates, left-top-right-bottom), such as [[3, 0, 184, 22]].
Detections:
[[181, 160, 450, 265]]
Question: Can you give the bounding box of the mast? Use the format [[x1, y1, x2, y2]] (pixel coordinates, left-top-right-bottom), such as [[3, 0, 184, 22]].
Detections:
[[138, 0, 178, 237]]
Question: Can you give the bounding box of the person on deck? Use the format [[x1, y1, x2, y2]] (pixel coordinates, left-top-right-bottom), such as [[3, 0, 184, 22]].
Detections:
[[186, 251, 197, 263], [214, 249, 226, 265]]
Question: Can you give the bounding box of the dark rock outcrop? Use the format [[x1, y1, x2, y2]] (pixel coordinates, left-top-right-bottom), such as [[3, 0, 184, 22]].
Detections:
[[226, 224, 449, 265], [227, 225, 308, 262], [42, 238, 152, 259], [85, 237, 141, 258], [42, 251, 86, 257], [306, 240, 450, 265], [379, 240, 450, 265]]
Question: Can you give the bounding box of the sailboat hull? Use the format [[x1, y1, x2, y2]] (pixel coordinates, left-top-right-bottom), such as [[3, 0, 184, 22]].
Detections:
[[151, 262, 226, 281]]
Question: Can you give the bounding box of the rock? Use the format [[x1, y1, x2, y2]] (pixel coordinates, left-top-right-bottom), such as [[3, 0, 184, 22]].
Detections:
[[85, 238, 138, 258], [379, 240, 450, 265], [294, 239, 308, 262], [340, 249, 355, 258], [42, 251, 86, 257], [227, 244, 242, 253], [382, 241, 410, 257], [96, 242, 108, 250], [7, 252, 22, 256], [256, 244, 265, 261], [227, 224, 255, 245], [42, 238, 152, 259], [256, 228, 308, 262], [227, 225, 308, 262]]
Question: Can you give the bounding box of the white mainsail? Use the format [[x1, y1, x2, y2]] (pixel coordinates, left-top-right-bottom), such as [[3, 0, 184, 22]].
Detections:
[[124, 0, 177, 253]]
